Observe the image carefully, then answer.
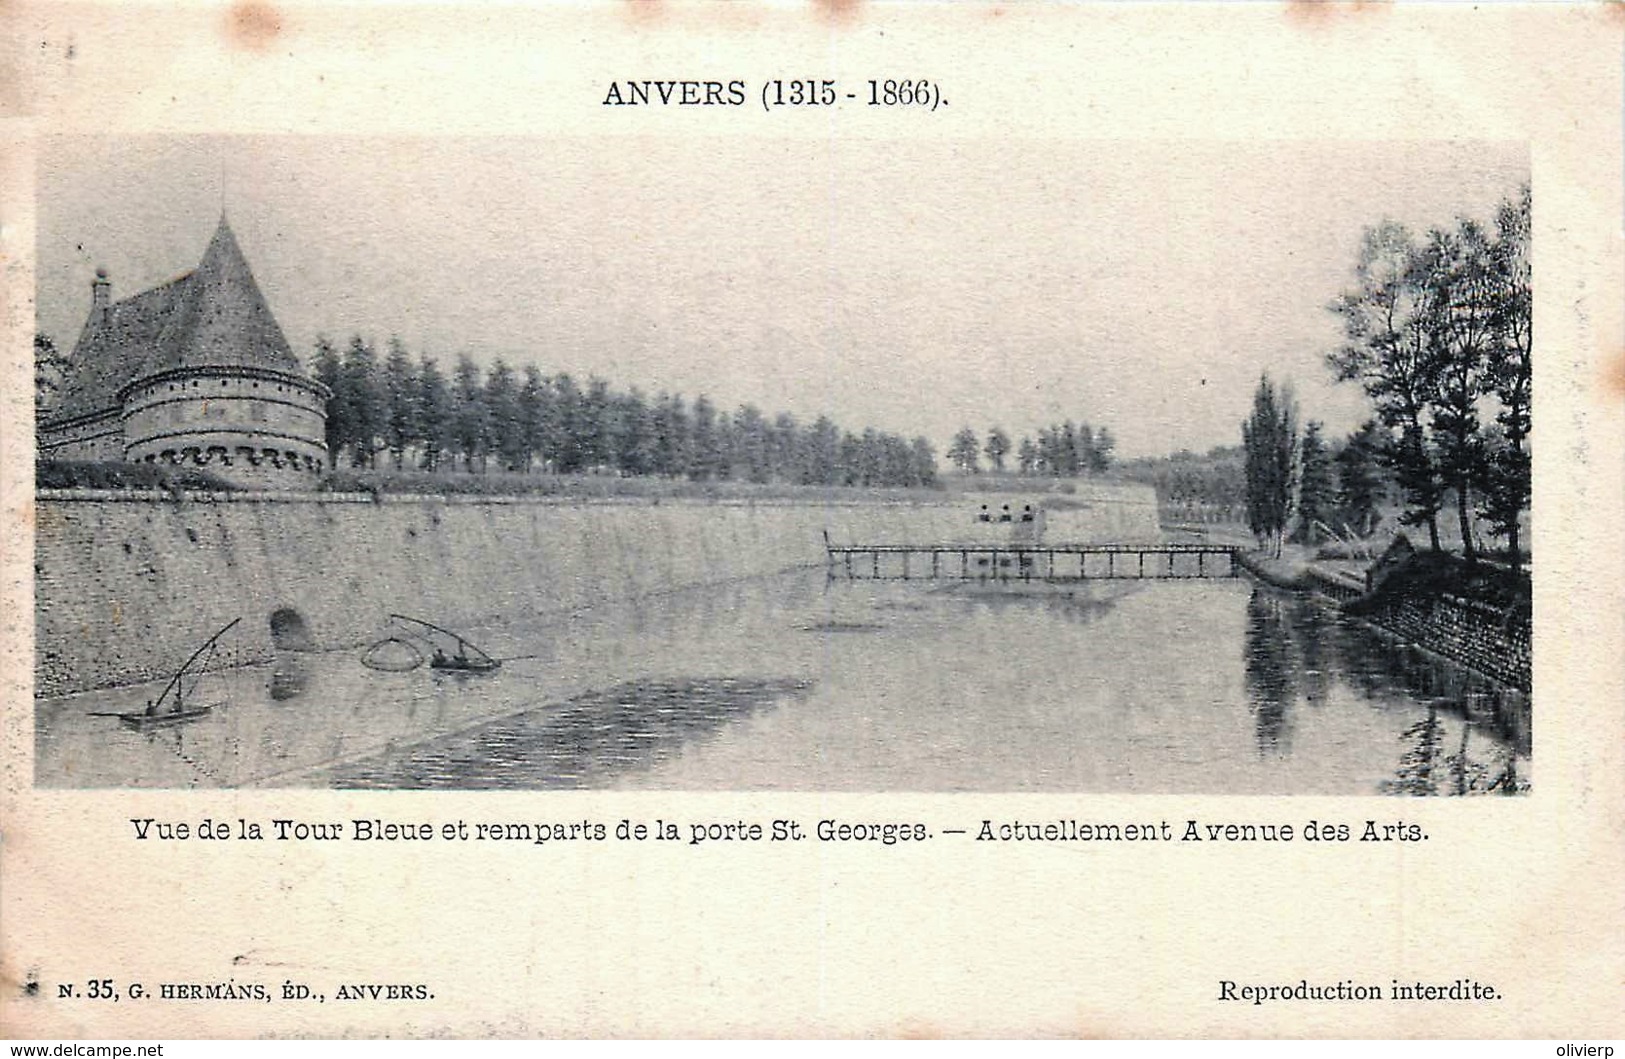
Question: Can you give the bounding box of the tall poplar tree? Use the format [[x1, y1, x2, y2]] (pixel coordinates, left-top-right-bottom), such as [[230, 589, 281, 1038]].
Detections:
[[1242, 374, 1297, 557]]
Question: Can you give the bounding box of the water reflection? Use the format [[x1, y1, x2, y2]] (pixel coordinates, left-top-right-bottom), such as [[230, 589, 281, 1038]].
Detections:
[[268, 655, 310, 701], [941, 581, 1133, 626], [322, 676, 815, 789], [36, 572, 1530, 794], [1380, 705, 1527, 796], [1241, 586, 1530, 795], [1243, 591, 1297, 754]]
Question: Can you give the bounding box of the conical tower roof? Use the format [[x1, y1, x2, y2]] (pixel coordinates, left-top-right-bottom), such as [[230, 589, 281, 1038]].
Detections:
[[46, 217, 304, 423], [138, 216, 302, 378]]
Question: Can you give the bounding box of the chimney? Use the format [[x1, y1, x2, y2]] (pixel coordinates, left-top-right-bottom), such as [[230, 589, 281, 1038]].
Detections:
[[92, 267, 110, 323]]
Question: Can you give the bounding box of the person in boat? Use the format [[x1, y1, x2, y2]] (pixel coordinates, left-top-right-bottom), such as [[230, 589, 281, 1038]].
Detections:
[[977, 504, 991, 523], [433, 647, 448, 666], [144, 699, 157, 717]]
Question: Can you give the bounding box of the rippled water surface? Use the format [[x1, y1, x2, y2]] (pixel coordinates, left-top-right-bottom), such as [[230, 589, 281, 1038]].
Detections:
[[36, 569, 1530, 792]]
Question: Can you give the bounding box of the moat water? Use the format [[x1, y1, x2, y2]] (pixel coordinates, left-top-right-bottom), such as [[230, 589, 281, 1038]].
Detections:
[[35, 569, 1530, 792]]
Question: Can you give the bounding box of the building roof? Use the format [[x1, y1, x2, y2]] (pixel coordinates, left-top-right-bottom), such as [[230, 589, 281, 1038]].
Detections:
[[47, 217, 305, 423]]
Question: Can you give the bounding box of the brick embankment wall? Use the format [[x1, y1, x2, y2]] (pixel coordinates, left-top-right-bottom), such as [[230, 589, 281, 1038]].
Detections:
[[33, 486, 1163, 697], [1359, 593, 1531, 692], [1237, 550, 1531, 692]]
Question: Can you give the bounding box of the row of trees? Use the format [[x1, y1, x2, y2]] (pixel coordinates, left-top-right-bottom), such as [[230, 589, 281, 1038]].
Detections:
[[1326, 187, 1532, 565], [311, 337, 939, 488], [946, 422, 1116, 476]]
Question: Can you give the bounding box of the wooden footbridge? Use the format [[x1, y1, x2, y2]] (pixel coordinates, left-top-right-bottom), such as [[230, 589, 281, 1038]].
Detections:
[[824, 536, 1242, 582]]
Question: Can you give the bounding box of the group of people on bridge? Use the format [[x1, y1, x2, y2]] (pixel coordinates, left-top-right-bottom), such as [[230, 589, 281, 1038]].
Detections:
[[978, 504, 1038, 525]]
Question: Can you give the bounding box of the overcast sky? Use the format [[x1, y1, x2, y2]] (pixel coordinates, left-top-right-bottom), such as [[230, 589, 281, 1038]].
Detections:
[[35, 135, 1527, 459]]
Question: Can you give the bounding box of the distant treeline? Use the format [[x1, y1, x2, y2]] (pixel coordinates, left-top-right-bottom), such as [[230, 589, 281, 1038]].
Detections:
[[311, 338, 939, 488], [946, 422, 1116, 477], [1116, 446, 1248, 522]]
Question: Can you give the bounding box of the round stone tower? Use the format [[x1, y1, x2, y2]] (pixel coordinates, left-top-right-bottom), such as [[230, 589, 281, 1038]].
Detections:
[[57, 216, 330, 488]]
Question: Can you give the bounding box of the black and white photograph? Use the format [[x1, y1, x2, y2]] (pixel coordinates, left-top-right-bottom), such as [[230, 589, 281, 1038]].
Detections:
[[32, 135, 1532, 794], [7, 3, 1622, 1041]]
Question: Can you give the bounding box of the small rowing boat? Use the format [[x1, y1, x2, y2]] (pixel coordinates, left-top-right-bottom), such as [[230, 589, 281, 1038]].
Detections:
[[111, 704, 219, 729], [89, 617, 239, 728], [388, 614, 501, 674]]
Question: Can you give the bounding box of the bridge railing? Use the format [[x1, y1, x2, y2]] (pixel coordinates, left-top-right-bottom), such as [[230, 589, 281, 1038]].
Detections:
[[822, 540, 1242, 581]]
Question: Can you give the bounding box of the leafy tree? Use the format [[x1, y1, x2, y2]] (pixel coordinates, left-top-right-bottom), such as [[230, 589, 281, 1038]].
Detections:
[[1017, 436, 1038, 476], [310, 337, 346, 468], [651, 392, 691, 479], [451, 353, 488, 472], [517, 365, 550, 473], [733, 404, 771, 483], [837, 431, 863, 485], [806, 416, 841, 485], [1335, 420, 1385, 538], [984, 426, 1010, 473], [1075, 422, 1097, 475], [549, 373, 584, 473], [1035, 427, 1056, 475], [1090, 426, 1115, 474], [485, 359, 526, 472], [581, 377, 617, 473], [712, 411, 738, 481], [688, 394, 721, 480], [34, 333, 68, 416], [1293, 420, 1335, 543], [772, 411, 804, 484], [1015, 420, 1117, 478], [947, 426, 980, 474], [1242, 373, 1296, 557], [1327, 221, 1446, 550], [520, 363, 552, 471], [1422, 222, 1497, 562], [381, 337, 418, 470], [615, 388, 658, 477], [854, 427, 883, 486], [1480, 186, 1532, 568], [415, 354, 451, 471], [1059, 421, 1080, 476], [910, 436, 939, 487], [341, 336, 384, 468]]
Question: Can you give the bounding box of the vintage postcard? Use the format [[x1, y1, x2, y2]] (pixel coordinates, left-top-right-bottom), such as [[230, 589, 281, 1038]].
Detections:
[[2, 0, 1622, 1040]]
